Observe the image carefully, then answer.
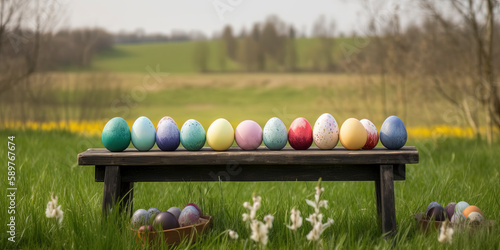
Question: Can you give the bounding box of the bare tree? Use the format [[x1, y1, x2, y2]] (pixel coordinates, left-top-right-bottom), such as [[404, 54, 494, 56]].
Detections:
[[420, 0, 499, 143]]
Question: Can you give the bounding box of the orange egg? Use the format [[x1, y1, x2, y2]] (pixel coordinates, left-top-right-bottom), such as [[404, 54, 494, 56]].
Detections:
[[463, 205, 483, 218]]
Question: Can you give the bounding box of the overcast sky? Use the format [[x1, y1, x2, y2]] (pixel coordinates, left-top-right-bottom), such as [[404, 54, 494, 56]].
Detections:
[[63, 0, 420, 37]]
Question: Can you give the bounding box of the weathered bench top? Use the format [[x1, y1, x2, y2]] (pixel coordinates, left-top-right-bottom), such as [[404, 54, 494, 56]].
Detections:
[[78, 146, 418, 166]]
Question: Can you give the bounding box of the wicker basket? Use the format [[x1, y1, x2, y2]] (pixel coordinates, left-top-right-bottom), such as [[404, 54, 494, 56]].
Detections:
[[131, 215, 212, 245], [414, 213, 494, 232]]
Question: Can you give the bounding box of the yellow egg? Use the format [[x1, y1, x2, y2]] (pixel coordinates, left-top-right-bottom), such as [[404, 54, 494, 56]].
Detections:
[[339, 118, 367, 150], [207, 118, 234, 151]]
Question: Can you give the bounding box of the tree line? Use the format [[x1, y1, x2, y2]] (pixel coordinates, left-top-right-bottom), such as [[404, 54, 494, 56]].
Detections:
[[194, 15, 337, 73], [345, 0, 500, 143]]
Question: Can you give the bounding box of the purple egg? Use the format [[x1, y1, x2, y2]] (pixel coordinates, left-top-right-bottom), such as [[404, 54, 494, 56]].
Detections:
[[153, 211, 179, 230], [156, 116, 180, 151], [178, 206, 200, 227], [445, 202, 457, 221], [167, 207, 182, 219], [235, 120, 263, 150]]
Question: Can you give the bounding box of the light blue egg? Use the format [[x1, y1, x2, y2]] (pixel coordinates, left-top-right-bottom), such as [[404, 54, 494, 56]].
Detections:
[[180, 119, 206, 151], [380, 116, 407, 150], [131, 116, 156, 151], [263, 117, 288, 150], [455, 201, 470, 214]]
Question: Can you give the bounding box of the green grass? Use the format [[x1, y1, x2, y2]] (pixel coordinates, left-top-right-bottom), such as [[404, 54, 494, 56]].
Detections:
[[1, 129, 499, 249], [92, 41, 238, 73], [90, 38, 357, 73]]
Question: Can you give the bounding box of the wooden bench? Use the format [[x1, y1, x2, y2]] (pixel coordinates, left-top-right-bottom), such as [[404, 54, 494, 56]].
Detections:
[[77, 146, 419, 235]]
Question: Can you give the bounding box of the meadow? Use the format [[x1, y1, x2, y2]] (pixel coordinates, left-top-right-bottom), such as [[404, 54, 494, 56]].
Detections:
[[91, 38, 356, 73], [0, 129, 499, 249], [1, 40, 498, 248]]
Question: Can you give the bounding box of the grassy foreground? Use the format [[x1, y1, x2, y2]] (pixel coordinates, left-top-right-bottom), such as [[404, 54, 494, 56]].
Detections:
[[0, 129, 499, 249]]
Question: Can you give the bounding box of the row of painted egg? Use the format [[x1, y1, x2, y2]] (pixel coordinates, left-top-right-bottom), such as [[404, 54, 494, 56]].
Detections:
[[425, 201, 485, 224], [101, 114, 407, 152]]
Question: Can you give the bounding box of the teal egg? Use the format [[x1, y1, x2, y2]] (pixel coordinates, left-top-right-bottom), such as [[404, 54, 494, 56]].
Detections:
[[102, 117, 130, 152], [180, 119, 206, 151], [131, 116, 156, 151], [263, 117, 288, 150], [455, 201, 470, 214]]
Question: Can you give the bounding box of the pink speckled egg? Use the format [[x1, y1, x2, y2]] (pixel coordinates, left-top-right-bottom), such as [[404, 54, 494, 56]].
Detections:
[[178, 206, 201, 227], [313, 113, 339, 149], [235, 120, 263, 150], [360, 119, 379, 149]]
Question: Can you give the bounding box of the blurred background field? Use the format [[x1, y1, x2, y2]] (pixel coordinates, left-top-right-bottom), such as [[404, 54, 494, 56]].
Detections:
[[1, 0, 500, 249]]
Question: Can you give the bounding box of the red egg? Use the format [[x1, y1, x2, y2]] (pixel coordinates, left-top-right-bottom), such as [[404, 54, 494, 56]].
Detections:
[[360, 119, 379, 150], [185, 203, 203, 216], [288, 117, 313, 150]]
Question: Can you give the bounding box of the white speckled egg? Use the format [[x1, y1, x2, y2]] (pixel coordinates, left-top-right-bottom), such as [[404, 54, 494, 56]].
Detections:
[[313, 113, 339, 149]]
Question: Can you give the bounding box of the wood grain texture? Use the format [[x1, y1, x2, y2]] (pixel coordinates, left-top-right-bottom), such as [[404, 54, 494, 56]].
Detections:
[[78, 146, 419, 166]]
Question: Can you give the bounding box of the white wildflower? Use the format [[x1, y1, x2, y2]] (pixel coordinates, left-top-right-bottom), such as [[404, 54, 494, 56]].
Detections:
[[287, 208, 303, 231], [242, 194, 272, 246], [264, 214, 274, 229], [45, 194, 63, 224], [228, 230, 239, 240], [243, 202, 251, 209], [253, 195, 262, 204], [304, 179, 334, 242], [250, 221, 269, 246], [438, 221, 454, 243], [242, 213, 250, 222], [307, 222, 322, 241], [250, 208, 257, 221]]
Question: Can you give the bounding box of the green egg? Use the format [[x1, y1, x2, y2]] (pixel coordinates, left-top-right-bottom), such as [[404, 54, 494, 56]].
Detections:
[[102, 117, 131, 152], [180, 119, 206, 151]]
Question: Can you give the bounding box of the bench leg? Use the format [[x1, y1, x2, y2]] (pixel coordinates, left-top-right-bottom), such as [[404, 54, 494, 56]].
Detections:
[[103, 166, 121, 215], [120, 182, 134, 216], [375, 164, 396, 236], [102, 166, 134, 216]]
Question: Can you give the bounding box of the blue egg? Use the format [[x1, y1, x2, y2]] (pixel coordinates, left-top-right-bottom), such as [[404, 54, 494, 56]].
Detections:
[[180, 119, 206, 151], [263, 117, 288, 150], [380, 116, 407, 150], [131, 116, 156, 151], [425, 202, 443, 215], [455, 201, 470, 214], [156, 116, 180, 151]]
